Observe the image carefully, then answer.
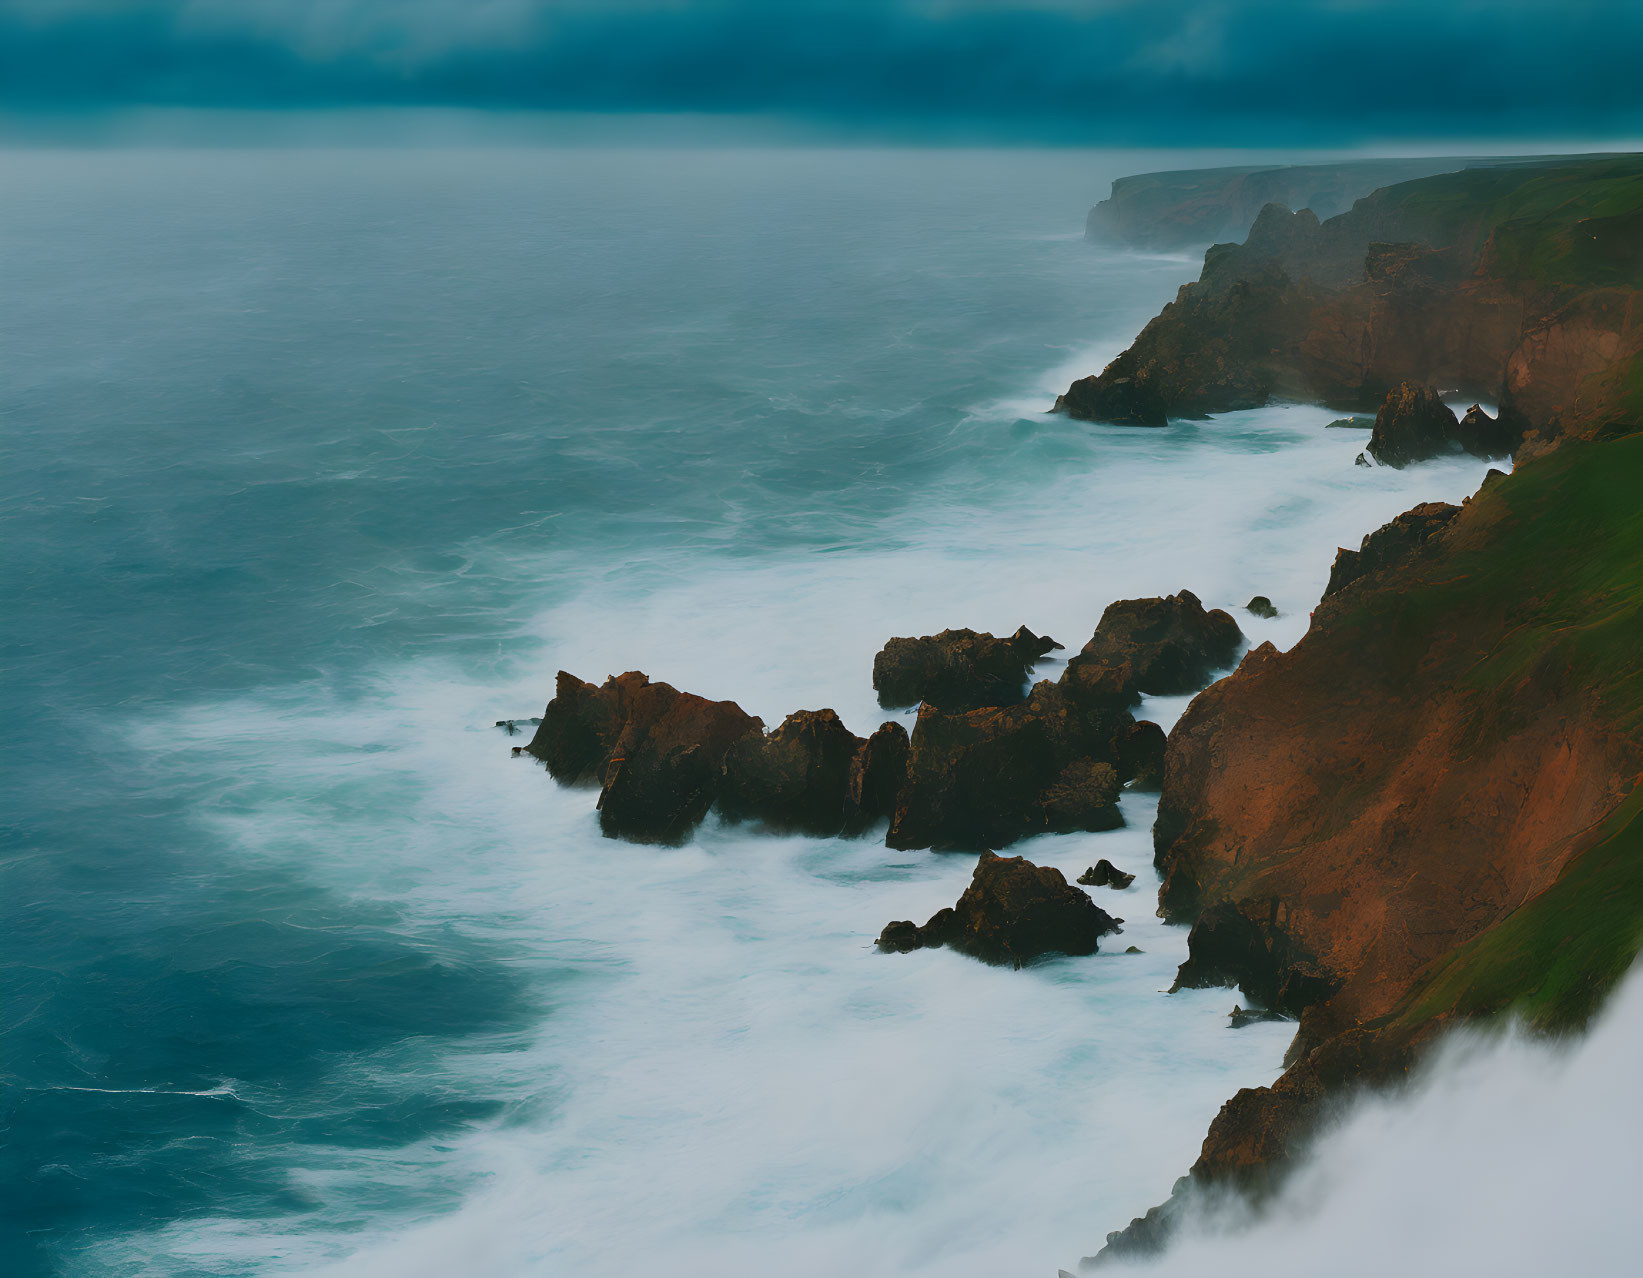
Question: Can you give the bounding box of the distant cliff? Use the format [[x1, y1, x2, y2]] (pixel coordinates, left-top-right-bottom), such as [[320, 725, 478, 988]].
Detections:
[[1083, 155, 1582, 251], [1062, 155, 1643, 442]]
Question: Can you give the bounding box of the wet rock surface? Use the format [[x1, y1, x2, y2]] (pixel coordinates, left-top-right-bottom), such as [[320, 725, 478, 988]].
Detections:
[[1067, 590, 1244, 698], [527, 670, 763, 844], [1365, 382, 1463, 467], [872, 625, 1061, 711], [876, 850, 1121, 967], [1170, 898, 1340, 1018], [719, 709, 866, 835], [1078, 859, 1136, 889], [1117, 719, 1168, 790], [1052, 372, 1168, 427], [886, 677, 1136, 851], [842, 720, 911, 834]]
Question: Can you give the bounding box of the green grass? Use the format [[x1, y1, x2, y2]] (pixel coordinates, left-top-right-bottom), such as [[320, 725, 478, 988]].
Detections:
[[1395, 784, 1643, 1032], [1367, 155, 1643, 287]]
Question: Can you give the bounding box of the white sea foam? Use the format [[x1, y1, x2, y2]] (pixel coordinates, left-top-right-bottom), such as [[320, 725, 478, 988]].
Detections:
[[101, 400, 1504, 1277], [1102, 962, 1643, 1278]]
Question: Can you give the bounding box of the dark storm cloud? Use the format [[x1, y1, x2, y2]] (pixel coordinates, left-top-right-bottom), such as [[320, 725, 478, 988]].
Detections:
[[2, 1, 1640, 141]]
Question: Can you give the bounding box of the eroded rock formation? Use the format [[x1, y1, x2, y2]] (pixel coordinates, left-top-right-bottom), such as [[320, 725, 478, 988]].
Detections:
[[1103, 433, 1643, 1259], [886, 674, 1135, 851], [1323, 501, 1458, 598], [1078, 859, 1136, 889], [872, 625, 1061, 710], [719, 709, 865, 835], [876, 850, 1121, 966], [527, 671, 764, 844], [1068, 590, 1244, 698]]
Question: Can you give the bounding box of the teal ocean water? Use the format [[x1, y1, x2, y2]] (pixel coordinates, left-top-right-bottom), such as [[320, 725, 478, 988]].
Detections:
[[0, 146, 1498, 1277]]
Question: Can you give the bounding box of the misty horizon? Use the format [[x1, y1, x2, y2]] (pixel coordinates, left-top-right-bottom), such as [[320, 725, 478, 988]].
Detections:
[[4, 1, 1643, 145]]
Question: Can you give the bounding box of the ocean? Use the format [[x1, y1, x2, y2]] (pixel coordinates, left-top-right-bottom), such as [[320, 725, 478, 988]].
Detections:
[[0, 144, 1500, 1277]]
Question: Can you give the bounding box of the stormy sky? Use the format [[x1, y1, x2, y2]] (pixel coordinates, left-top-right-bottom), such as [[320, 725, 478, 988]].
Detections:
[[3, 1, 1639, 142]]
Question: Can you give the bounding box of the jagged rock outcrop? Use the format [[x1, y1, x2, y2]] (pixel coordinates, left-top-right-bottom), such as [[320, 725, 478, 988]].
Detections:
[[718, 709, 865, 835], [842, 720, 910, 835], [527, 671, 764, 844], [1323, 501, 1459, 598], [886, 673, 1136, 851], [872, 626, 1061, 710], [1117, 719, 1167, 789], [1365, 381, 1463, 466], [1455, 402, 1521, 458], [1170, 898, 1340, 1017], [1078, 859, 1136, 889], [1068, 590, 1244, 698], [1051, 374, 1167, 427], [1364, 381, 1518, 466], [876, 850, 1120, 966]]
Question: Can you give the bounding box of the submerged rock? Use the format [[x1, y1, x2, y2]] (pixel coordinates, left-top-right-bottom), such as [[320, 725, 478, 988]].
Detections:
[[1078, 859, 1136, 889], [719, 709, 865, 835], [872, 625, 1061, 711], [1245, 595, 1279, 619], [526, 670, 762, 844], [1067, 590, 1244, 698], [875, 850, 1120, 967], [1324, 415, 1375, 430], [1228, 1004, 1290, 1028]]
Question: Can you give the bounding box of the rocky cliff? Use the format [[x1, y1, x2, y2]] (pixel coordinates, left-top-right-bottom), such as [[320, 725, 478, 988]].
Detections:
[[1062, 156, 1643, 442], [1084, 160, 1643, 1261]]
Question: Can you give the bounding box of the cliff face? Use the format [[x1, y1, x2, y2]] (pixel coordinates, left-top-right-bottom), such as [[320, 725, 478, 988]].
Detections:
[[1096, 428, 1643, 1259], [1083, 155, 1643, 1262], [1062, 157, 1643, 441]]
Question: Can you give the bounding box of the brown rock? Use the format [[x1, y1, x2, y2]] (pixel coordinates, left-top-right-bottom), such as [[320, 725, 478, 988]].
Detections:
[[1067, 590, 1244, 698], [719, 709, 865, 835], [1039, 760, 1124, 834], [1169, 898, 1340, 1017], [886, 680, 1135, 851], [1323, 501, 1458, 598], [1366, 381, 1462, 467], [1052, 372, 1169, 427], [842, 720, 911, 835], [1117, 719, 1167, 790], [875, 850, 1120, 967], [872, 625, 1062, 711], [1454, 403, 1518, 459], [527, 671, 763, 844], [1078, 859, 1136, 889]]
